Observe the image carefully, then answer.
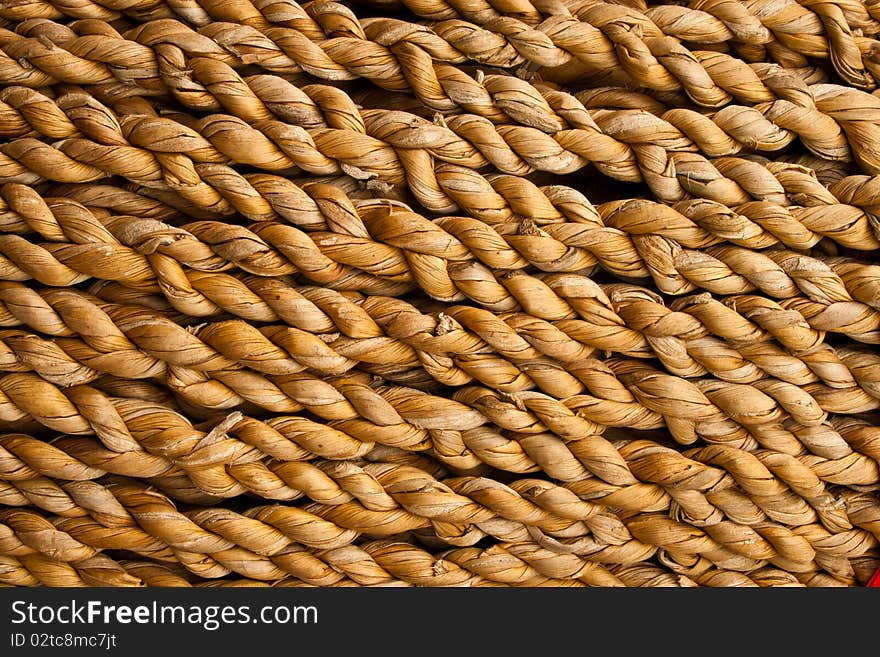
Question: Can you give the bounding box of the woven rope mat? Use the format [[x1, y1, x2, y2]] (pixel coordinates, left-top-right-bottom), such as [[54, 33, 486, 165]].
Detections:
[[0, 0, 878, 588]]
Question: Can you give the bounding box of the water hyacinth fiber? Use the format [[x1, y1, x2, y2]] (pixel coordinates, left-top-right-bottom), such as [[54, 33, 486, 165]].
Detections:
[[0, 0, 877, 588]]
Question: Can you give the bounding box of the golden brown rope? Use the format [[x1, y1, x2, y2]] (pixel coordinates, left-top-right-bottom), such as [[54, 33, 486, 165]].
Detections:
[[345, 0, 880, 89], [0, 15, 866, 162], [0, 280, 878, 489], [4, 77, 879, 238], [41, 157, 880, 262], [2, 413, 875, 545], [1, 442, 878, 584], [2, 182, 880, 351], [2, 479, 579, 585], [1, 200, 879, 431], [10, 493, 753, 587], [3, 430, 875, 580], [1, 84, 872, 270], [3, 0, 878, 97], [1, 0, 879, 590], [4, 21, 880, 178]]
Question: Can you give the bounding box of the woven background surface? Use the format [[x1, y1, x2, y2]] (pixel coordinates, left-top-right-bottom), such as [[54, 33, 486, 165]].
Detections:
[[0, 0, 879, 587]]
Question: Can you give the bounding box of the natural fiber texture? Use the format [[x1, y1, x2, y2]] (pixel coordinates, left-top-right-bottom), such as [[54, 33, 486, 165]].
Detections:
[[4, 0, 880, 91], [0, 0, 878, 588], [3, 67, 880, 210]]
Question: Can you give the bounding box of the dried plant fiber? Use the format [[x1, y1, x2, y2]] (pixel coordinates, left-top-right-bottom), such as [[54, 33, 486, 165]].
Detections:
[[0, 0, 878, 588]]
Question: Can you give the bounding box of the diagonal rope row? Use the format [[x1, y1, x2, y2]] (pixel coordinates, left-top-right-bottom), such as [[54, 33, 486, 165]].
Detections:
[[2, 0, 879, 99], [2, 424, 878, 583], [3, 74, 879, 228], [349, 0, 880, 88], [0, 280, 877, 485], [0, 14, 868, 162], [2, 182, 880, 353], [1, 209, 879, 429], [4, 19, 880, 175], [4, 87, 880, 334], [0, 436, 877, 582]]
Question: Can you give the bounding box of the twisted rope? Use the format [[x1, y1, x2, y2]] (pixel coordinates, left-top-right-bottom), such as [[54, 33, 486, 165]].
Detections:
[[0, 485, 619, 586], [5, 75, 880, 237], [0, 276, 878, 484], [348, 0, 880, 89], [3, 82, 873, 254], [1, 196, 880, 431], [1, 441, 878, 583], [18, 545, 850, 587], [4, 20, 880, 175], [3, 0, 879, 96], [2, 181, 880, 351], [1, 0, 879, 590]]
